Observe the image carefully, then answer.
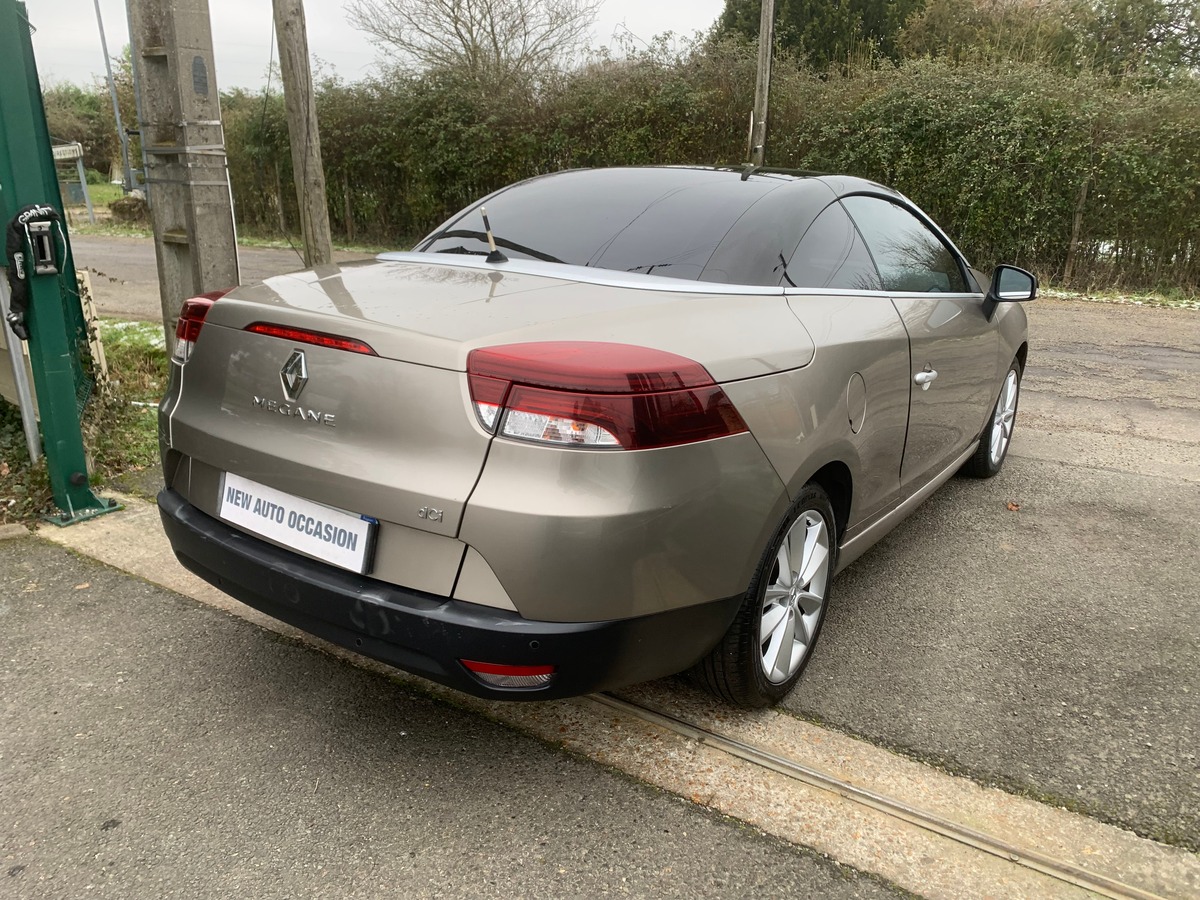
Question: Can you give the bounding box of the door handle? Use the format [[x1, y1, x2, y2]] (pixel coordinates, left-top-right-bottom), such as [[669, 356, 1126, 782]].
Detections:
[[914, 368, 938, 390]]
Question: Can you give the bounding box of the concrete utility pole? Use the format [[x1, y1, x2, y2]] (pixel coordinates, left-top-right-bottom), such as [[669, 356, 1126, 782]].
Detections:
[[273, 0, 333, 267], [749, 0, 775, 166], [127, 0, 240, 348]]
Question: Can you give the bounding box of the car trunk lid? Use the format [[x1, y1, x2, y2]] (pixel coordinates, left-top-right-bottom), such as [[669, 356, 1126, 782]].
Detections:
[[201, 255, 814, 380]]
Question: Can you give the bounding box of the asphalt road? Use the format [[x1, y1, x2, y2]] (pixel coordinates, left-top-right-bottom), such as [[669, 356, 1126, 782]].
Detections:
[[63, 236, 1200, 852], [0, 538, 902, 899]]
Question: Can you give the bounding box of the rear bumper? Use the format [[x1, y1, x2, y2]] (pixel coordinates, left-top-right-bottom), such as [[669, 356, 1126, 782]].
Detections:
[[157, 488, 741, 700]]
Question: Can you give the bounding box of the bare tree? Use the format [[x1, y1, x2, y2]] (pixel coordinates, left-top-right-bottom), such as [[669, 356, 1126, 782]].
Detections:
[[345, 0, 602, 86]]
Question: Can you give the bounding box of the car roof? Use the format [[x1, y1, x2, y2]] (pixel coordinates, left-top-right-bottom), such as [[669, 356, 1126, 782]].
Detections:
[[416, 166, 910, 287]]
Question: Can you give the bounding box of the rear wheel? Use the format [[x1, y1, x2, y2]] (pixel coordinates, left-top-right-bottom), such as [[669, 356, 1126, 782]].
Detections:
[[962, 359, 1022, 478], [695, 483, 835, 708]]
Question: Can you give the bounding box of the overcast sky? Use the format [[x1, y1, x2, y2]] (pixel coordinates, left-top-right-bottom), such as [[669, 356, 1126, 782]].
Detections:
[[30, 0, 726, 90]]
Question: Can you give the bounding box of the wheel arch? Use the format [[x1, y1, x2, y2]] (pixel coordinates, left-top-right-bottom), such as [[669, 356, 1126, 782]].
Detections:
[[806, 461, 853, 543]]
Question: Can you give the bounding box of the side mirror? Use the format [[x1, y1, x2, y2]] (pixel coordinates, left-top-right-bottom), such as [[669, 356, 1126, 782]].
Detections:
[[983, 265, 1037, 320]]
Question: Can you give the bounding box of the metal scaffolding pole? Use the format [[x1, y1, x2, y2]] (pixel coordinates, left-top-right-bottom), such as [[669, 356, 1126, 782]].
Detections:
[[93, 0, 135, 194]]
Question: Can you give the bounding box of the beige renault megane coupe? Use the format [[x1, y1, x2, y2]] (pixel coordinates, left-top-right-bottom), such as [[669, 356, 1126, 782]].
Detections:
[[157, 166, 1034, 707]]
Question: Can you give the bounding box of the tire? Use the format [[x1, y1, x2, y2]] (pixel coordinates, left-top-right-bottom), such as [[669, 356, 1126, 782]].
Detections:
[[694, 482, 836, 708], [962, 359, 1022, 479]]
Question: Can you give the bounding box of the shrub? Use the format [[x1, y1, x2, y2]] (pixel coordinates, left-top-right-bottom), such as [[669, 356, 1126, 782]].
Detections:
[[222, 43, 1200, 291]]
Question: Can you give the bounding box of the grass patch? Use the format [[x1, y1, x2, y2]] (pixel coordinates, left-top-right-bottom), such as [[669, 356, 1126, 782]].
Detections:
[[69, 182, 125, 206], [0, 318, 168, 524], [1043, 285, 1200, 310], [85, 319, 169, 478], [97, 319, 168, 402], [231, 229, 399, 255], [70, 221, 153, 240], [70, 220, 399, 256]]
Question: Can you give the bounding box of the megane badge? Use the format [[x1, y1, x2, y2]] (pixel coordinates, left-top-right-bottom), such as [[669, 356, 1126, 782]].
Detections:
[[280, 350, 309, 402]]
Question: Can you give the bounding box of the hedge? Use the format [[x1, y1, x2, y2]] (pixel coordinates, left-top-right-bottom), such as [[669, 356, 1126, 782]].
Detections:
[[222, 43, 1200, 291]]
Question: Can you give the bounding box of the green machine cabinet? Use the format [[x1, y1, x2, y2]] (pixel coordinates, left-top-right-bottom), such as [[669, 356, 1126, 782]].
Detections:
[[0, 0, 119, 524]]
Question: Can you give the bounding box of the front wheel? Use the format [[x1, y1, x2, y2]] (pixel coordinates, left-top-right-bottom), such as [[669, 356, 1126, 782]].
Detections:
[[962, 359, 1022, 479], [694, 483, 836, 708]]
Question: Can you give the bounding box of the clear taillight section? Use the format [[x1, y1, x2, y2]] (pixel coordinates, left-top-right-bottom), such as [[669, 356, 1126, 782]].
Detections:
[[466, 342, 749, 451], [172, 289, 232, 364]]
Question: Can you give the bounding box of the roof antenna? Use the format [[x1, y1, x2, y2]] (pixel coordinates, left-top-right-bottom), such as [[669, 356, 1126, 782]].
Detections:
[[480, 207, 508, 263]]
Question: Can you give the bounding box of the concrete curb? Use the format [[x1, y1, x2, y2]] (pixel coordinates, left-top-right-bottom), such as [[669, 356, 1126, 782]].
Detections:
[[0, 522, 30, 540]]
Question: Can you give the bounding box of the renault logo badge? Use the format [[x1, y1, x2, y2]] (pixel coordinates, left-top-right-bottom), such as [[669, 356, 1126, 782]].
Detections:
[[280, 350, 308, 402]]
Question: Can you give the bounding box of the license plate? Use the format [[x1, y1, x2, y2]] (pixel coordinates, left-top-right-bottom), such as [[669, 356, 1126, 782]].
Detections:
[[218, 472, 377, 575]]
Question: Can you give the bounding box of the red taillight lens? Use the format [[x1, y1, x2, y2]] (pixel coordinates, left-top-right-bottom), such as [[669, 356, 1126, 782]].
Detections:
[[244, 322, 377, 356], [460, 660, 556, 689], [173, 288, 232, 363], [466, 342, 749, 451], [469, 342, 715, 392]]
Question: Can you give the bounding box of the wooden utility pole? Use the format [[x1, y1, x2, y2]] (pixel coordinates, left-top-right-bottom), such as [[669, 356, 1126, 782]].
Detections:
[[273, 0, 332, 267], [127, 0, 240, 349], [749, 0, 775, 166]]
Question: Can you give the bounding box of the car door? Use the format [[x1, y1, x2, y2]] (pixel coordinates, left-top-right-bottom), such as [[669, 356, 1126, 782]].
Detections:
[[841, 195, 1000, 495]]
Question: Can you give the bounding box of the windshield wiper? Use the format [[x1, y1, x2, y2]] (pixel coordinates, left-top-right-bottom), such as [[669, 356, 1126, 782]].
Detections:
[[430, 229, 565, 265]]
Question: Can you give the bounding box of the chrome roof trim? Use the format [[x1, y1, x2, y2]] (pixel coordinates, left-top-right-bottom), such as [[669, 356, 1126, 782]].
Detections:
[[373, 252, 986, 301], [785, 288, 985, 300], [374, 252, 788, 297]]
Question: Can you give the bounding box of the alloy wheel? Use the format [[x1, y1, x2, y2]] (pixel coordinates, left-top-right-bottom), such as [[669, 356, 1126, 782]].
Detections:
[[759, 510, 830, 684], [989, 369, 1019, 467]]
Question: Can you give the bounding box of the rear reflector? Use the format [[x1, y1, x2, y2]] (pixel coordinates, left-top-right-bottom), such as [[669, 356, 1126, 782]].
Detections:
[[460, 660, 556, 689], [466, 342, 749, 450], [244, 323, 377, 355], [172, 288, 233, 364]]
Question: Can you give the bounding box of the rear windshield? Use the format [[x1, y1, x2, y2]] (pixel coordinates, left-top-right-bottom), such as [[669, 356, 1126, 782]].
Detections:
[[416, 168, 797, 286]]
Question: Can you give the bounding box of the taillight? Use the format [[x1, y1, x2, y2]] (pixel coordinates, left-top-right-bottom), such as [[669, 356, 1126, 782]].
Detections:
[[244, 322, 377, 356], [466, 342, 749, 451], [172, 288, 232, 364]]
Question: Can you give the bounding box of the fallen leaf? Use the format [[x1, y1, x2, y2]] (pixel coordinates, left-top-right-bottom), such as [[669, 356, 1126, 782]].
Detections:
[[74, 582, 91, 590], [1006, 500, 1021, 511]]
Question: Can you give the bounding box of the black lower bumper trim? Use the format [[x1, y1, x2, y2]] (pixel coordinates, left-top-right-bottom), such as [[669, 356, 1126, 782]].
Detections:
[[157, 489, 742, 700]]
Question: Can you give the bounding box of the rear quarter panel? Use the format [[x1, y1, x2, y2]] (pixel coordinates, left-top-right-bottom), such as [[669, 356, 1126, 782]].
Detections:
[[724, 294, 912, 538]]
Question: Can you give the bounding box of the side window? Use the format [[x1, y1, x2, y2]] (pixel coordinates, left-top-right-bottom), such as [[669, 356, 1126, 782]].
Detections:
[[841, 195, 967, 293], [786, 202, 882, 291]]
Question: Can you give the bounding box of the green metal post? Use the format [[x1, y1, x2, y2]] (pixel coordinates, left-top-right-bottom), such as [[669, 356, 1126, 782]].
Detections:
[[0, 0, 118, 524]]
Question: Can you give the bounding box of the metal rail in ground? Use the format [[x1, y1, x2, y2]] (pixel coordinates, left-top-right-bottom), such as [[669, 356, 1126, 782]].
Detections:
[[594, 693, 1167, 900]]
